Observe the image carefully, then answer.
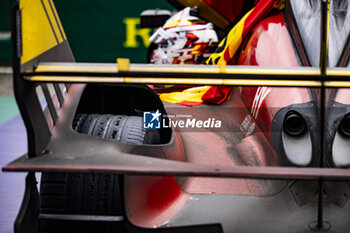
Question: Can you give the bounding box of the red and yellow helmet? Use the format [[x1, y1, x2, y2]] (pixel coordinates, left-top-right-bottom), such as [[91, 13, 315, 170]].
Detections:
[[149, 7, 219, 64]]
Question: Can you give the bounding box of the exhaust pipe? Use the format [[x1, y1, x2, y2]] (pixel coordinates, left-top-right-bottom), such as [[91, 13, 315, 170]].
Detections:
[[283, 111, 307, 137], [326, 101, 350, 167], [272, 102, 320, 167]]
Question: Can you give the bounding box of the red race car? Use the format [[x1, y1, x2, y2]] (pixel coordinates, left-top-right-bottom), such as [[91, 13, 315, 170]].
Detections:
[[3, 0, 350, 233]]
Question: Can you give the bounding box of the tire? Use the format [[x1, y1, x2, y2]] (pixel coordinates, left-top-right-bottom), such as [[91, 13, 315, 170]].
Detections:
[[40, 114, 160, 233]]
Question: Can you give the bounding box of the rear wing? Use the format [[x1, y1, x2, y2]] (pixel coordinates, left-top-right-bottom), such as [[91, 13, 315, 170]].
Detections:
[[4, 0, 350, 180], [4, 0, 350, 231], [11, 0, 74, 157]]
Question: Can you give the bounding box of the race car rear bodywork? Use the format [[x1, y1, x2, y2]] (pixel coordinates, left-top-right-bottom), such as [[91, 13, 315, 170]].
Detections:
[[3, 0, 350, 232]]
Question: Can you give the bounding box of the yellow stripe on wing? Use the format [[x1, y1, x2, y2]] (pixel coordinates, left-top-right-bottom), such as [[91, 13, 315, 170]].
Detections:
[[48, 0, 67, 40], [20, 0, 58, 64], [20, 0, 69, 65], [42, 0, 63, 43]]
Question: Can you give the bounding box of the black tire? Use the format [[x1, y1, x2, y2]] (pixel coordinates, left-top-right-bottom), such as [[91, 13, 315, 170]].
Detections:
[[40, 114, 160, 233]]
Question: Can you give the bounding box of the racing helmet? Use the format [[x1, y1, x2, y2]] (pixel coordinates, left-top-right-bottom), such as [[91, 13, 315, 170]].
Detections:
[[149, 7, 219, 64]]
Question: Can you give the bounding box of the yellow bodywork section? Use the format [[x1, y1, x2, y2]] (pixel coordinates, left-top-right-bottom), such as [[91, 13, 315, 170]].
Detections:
[[160, 86, 211, 104], [206, 9, 251, 66], [20, 0, 66, 64]]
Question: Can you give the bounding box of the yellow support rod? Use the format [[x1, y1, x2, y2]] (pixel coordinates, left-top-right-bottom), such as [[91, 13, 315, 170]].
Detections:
[[25, 75, 322, 87], [324, 82, 350, 88], [32, 62, 321, 76], [26, 63, 350, 88], [326, 69, 350, 77]]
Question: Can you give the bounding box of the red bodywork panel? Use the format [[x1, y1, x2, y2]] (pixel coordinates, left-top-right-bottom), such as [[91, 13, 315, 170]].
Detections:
[[335, 90, 350, 104], [335, 62, 350, 104], [125, 10, 313, 229], [237, 11, 311, 142], [238, 12, 298, 67], [125, 176, 190, 228]]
